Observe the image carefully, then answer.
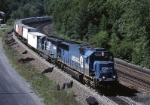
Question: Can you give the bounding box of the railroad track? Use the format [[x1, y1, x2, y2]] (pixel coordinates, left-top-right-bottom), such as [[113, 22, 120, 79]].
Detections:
[[115, 58, 150, 92], [118, 71, 150, 91], [36, 22, 51, 34]]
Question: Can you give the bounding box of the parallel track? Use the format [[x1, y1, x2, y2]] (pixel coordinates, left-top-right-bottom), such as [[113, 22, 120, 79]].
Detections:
[[115, 58, 150, 92]]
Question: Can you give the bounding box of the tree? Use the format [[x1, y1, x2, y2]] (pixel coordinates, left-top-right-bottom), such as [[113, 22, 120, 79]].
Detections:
[[91, 31, 109, 48]]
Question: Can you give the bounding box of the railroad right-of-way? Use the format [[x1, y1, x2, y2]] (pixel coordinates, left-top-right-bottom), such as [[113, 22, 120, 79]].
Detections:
[[41, 22, 150, 105]]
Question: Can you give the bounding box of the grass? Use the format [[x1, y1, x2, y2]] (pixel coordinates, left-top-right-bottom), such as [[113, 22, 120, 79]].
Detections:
[[0, 27, 80, 105]]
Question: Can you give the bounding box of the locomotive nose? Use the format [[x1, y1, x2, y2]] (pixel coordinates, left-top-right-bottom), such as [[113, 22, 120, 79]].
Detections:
[[93, 61, 116, 79]]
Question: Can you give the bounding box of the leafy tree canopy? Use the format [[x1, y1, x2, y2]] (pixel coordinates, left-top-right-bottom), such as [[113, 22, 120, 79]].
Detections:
[[48, 0, 150, 68]]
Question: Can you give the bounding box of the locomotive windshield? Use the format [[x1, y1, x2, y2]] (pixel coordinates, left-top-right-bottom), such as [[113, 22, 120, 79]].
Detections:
[[94, 51, 113, 61], [95, 55, 109, 61]]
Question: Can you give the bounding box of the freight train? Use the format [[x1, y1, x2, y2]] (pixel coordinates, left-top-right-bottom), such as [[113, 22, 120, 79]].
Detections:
[[13, 16, 118, 89]]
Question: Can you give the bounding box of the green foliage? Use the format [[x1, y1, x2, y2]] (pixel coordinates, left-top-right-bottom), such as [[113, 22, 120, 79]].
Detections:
[[10, 3, 44, 19], [0, 0, 9, 13], [2, 0, 150, 70], [0, 0, 51, 21], [91, 31, 109, 48], [6, 18, 15, 25], [110, 38, 133, 61], [48, 0, 150, 69]]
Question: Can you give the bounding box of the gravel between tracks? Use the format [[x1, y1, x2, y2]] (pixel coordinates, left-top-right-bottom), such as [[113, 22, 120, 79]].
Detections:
[[12, 33, 116, 105]]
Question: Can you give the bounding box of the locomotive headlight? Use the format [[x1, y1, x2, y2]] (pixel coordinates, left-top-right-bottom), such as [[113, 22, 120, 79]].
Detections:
[[113, 75, 116, 79], [102, 76, 105, 79]]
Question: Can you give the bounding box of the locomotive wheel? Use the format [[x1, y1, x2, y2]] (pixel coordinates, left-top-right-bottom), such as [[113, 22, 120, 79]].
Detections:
[[57, 63, 61, 68], [86, 80, 90, 86], [48, 58, 52, 63], [60, 64, 64, 70], [93, 78, 98, 89], [82, 76, 86, 84]]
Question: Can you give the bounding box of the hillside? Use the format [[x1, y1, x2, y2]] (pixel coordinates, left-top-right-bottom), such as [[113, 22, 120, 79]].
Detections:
[[1, 0, 150, 68], [48, 0, 150, 68]]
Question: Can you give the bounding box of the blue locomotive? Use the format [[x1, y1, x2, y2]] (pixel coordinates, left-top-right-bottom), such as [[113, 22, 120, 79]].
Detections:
[[37, 35, 118, 88]]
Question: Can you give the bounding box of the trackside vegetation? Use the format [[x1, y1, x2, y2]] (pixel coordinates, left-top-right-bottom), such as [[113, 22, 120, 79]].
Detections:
[[0, 29, 79, 105], [48, 0, 150, 68], [1, 0, 150, 71]]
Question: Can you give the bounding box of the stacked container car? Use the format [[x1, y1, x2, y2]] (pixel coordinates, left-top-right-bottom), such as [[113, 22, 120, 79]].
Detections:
[[37, 17, 44, 23], [44, 16, 51, 22], [14, 20, 22, 34], [14, 16, 50, 43], [23, 17, 37, 25], [27, 32, 45, 50], [22, 26, 37, 43], [17, 24, 27, 39]]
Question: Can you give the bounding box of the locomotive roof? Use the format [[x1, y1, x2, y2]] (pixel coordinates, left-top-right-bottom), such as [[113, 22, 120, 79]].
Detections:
[[46, 36, 107, 52], [46, 36, 81, 45], [46, 36, 63, 43]]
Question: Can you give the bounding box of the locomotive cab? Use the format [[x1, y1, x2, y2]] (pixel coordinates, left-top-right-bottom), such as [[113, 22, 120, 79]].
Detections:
[[84, 48, 118, 88]]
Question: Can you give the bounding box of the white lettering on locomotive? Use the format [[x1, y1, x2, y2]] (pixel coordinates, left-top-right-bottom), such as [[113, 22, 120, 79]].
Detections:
[[46, 42, 51, 50], [71, 56, 80, 63], [80, 56, 83, 68], [53, 46, 56, 50], [100, 67, 112, 73], [71, 56, 84, 68]]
